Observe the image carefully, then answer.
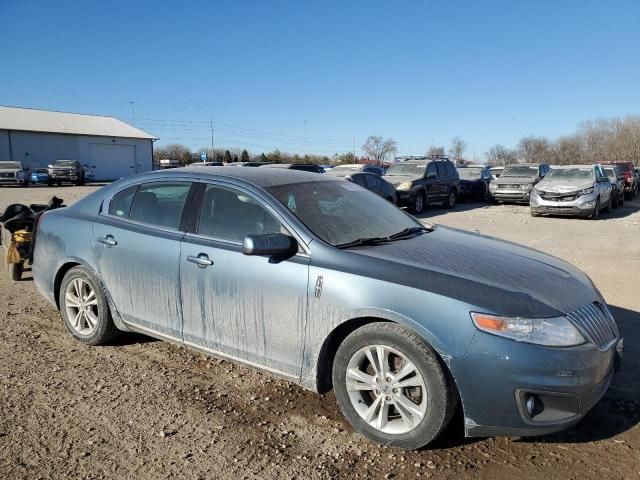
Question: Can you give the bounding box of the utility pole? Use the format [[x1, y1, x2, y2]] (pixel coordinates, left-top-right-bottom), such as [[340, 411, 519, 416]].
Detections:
[[129, 101, 135, 125], [304, 120, 308, 156], [353, 136, 356, 159], [210, 119, 214, 157]]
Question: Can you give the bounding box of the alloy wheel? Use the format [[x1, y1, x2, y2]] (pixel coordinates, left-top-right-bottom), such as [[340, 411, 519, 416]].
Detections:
[[345, 345, 428, 435], [64, 278, 99, 336], [415, 195, 425, 214], [448, 192, 456, 208]]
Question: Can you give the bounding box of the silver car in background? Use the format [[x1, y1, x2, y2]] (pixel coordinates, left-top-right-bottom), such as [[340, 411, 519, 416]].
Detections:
[[530, 165, 613, 218]]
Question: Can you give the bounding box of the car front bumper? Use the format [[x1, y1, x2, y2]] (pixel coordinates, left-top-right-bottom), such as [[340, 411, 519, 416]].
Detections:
[[449, 331, 622, 438], [0, 177, 24, 185], [395, 190, 418, 207], [489, 188, 531, 203], [530, 190, 597, 217]]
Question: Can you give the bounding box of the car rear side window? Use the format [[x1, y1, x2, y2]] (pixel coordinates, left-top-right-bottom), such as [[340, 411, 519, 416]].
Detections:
[[126, 182, 191, 230], [350, 174, 366, 187], [108, 185, 138, 218], [364, 174, 381, 188], [426, 163, 437, 178], [196, 184, 283, 243]]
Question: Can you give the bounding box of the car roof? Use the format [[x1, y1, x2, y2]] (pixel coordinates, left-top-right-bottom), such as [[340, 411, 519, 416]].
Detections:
[[152, 165, 340, 188], [551, 165, 595, 169]]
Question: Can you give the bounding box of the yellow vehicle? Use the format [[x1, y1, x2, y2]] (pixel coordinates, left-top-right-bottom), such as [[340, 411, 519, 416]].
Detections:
[[3, 228, 32, 280]]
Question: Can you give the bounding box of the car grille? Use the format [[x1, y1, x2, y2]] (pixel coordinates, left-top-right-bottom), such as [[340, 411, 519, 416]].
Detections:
[[0, 172, 15, 178], [566, 302, 619, 351], [52, 169, 73, 175], [498, 184, 520, 189], [539, 191, 578, 202]]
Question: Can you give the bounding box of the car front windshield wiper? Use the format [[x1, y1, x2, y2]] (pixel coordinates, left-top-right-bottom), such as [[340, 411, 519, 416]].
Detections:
[[336, 225, 434, 249]]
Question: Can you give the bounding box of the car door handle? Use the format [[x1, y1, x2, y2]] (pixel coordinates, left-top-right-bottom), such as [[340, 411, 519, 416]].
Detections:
[[187, 254, 214, 268], [97, 235, 117, 247]]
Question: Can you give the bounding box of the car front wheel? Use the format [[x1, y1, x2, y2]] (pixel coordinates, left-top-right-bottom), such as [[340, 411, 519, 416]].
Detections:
[[332, 323, 456, 450], [411, 192, 426, 215], [446, 190, 456, 209], [590, 198, 600, 220], [59, 265, 120, 345]]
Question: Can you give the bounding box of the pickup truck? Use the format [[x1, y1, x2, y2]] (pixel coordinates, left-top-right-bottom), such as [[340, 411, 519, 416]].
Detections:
[[47, 160, 85, 186], [0, 161, 30, 187]]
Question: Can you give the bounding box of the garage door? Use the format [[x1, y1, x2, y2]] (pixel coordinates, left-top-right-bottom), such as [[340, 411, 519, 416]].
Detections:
[[89, 144, 136, 180]]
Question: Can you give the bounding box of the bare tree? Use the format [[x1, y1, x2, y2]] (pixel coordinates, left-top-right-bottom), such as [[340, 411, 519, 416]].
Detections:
[[449, 137, 467, 164], [485, 144, 518, 166], [555, 135, 582, 165], [518, 136, 555, 164], [362, 136, 398, 165], [163, 143, 193, 166], [426, 145, 446, 157]]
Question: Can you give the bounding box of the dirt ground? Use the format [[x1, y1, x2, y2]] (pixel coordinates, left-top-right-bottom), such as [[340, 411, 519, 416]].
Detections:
[[1, 184, 639, 480]]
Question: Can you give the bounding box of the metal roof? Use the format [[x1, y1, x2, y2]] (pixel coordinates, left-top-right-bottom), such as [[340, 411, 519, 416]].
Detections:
[[0, 106, 157, 140]]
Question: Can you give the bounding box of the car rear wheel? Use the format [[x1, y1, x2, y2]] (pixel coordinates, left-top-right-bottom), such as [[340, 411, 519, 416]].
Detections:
[[612, 192, 619, 209], [446, 190, 456, 209], [605, 195, 612, 213], [59, 265, 120, 345], [8, 262, 23, 281], [332, 323, 456, 450]]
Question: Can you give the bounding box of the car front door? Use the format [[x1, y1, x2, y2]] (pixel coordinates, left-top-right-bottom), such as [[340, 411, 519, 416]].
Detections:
[[179, 182, 310, 379], [93, 180, 193, 338], [425, 163, 439, 203]]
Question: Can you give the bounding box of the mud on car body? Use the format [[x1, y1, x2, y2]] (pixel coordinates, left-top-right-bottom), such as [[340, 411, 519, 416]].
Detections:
[[33, 167, 622, 450]]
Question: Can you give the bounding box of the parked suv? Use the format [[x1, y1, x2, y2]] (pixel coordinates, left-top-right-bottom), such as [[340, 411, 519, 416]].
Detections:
[[601, 161, 637, 200], [489, 163, 549, 203], [386, 158, 459, 213], [530, 164, 613, 219], [602, 165, 625, 208], [47, 160, 85, 186], [0, 161, 30, 186]]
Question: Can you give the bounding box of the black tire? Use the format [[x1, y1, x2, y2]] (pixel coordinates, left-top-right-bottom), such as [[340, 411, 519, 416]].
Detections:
[[47, 180, 54, 187], [59, 265, 120, 345], [76, 175, 86, 186], [56, 180, 62, 186], [605, 195, 612, 213], [530, 210, 541, 217], [590, 198, 600, 220], [332, 323, 457, 450], [613, 193, 619, 209], [410, 192, 426, 215], [619, 194, 624, 206], [445, 189, 457, 209], [8, 262, 23, 281]]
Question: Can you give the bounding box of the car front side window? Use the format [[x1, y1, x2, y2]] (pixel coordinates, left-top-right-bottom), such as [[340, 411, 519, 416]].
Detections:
[[426, 163, 437, 178], [113, 181, 191, 230], [197, 184, 283, 243]]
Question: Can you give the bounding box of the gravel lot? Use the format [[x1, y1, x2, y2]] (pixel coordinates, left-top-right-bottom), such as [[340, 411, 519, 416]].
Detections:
[[1, 184, 639, 479]]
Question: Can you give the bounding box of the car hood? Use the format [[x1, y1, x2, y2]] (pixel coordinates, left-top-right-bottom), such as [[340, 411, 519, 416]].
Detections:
[[536, 178, 594, 193], [348, 226, 599, 318], [385, 175, 419, 186], [0, 168, 21, 173], [492, 176, 536, 186]]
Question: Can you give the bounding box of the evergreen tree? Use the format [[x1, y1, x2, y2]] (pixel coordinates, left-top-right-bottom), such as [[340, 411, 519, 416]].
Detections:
[[260, 153, 267, 162], [241, 149, 250, 162], [224, 150, 233, 163]]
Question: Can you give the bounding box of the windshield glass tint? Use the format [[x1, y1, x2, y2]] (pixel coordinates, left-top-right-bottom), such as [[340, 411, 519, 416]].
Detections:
[[267, 181, 420, 245], [0, 162, 21, 169], [332, 165, 361, 172], [386, 163, 427, 176], [603, 168, 617, 180], [545, 168, 594, 180], [457, 168, 483, 179], [502, 165, 538, 177], [54, 161, 76, 167]]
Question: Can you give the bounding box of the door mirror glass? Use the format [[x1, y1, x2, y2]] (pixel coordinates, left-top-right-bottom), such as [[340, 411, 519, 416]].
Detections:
[[242, 233, 297, 258]]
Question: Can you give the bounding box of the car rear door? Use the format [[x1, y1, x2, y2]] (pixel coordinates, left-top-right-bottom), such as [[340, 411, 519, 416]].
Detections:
[[92, 180, 193, 338], [178, 181, 310, 379], [425, 163, 439, 203]]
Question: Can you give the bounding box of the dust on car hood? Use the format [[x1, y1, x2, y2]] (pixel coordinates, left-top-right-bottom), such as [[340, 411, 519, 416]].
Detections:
[[384, 175, 418, 186], [491, 175, 537, 186], [349, 225, 598, 318], [536, 178, 594, 193]]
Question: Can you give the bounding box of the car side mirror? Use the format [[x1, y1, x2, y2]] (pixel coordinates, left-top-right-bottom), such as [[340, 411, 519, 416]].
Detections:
[[426, 172, 436, 179], [243, 233, 297, 260]]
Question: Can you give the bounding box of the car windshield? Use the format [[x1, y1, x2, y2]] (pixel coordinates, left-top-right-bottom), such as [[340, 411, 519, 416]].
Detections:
[[545, 168, 594, 180], [267, 181, 422, 246], [501, 165, 539, 177], [0, 162, 21, 169], [386, 163, 427, 176], [604, 167, 617, 180], [457, 168, 483, 179], [54, 161, 76, 167]]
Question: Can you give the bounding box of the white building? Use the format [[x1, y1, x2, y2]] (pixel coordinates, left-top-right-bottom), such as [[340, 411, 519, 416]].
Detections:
[[0, 106, 157, 180]]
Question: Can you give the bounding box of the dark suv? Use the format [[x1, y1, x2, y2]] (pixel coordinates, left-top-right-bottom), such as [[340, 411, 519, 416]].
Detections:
[[386, 158, 459, 214], [47, 160, 85, 186], [488, 163, 549, 204], [601, 161, 637, 200]]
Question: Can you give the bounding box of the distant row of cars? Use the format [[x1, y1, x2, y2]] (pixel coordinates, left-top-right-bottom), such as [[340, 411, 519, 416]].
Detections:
[[0, 160, 94, 187]]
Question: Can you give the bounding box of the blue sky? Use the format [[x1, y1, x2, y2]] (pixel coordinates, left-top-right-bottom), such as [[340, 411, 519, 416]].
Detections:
[[1, 0, 639, 159]]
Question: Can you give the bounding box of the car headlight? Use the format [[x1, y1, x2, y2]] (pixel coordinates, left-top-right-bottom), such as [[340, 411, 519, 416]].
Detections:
[[520, 184, 532, 191], [16, 171, 24, 178], [471, 312, 585, 347], [489, 183, 497, 190], [579, 186, 594, 196], [396, 182, 413, 191]]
